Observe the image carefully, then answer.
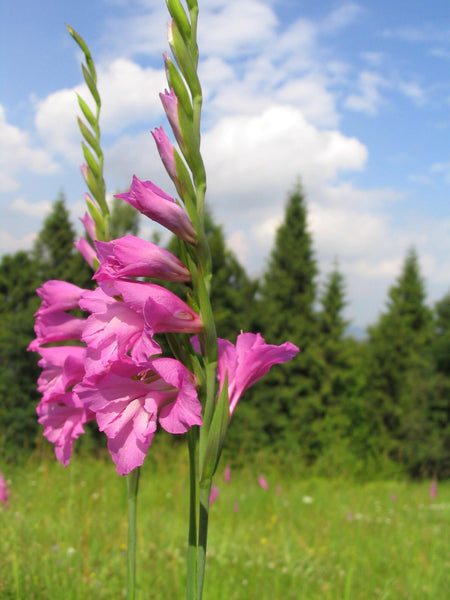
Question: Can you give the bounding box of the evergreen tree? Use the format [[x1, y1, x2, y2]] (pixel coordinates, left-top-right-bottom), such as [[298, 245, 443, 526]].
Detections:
[[168, 208, 256, 339], [364, 248, 434, 466], [109, 195, 140, 239], [237, 182, 321, 457], [313, 264, 353, 455], [0, 251, 41, 456], [33, 192, 92, 288]]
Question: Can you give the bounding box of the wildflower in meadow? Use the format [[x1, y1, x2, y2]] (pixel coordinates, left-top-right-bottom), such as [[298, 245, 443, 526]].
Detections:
[[224, 465, 231, 484], [258, 476, 269, 490], [430, 479, 437, 499], [209, 487, 219, 505], [0, 472, 9, 508], [28, 4, 300, 598]]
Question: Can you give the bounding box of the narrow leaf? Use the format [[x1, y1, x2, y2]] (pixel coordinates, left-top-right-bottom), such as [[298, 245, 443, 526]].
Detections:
[[77, 117, 102, 158]]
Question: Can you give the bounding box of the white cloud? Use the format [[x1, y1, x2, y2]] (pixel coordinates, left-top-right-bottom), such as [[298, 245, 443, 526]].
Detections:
[[9, 197, 52, 218], [344, 71, 388, 115], [35, 59, 166, 165], [0, 105, 57, 192], [0, 230, 36, 254]]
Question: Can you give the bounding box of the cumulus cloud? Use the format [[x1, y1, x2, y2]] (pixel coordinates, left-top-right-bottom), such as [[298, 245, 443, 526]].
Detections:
[[344, 71, 388, 115], [35, 59, 166, 165], [9, 197, 52, 218], [0, 105, 57, 192]]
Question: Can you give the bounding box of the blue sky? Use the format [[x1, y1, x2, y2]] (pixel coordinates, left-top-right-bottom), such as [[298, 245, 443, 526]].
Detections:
[[1, 0, 450, 328]]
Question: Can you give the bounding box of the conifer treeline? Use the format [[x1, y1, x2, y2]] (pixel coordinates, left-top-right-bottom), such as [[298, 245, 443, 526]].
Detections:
[[0, 188, 449, 478]]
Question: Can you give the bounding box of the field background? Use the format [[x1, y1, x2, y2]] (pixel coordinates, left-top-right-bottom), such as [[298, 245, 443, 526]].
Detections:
[[1, 445, 448, 600]]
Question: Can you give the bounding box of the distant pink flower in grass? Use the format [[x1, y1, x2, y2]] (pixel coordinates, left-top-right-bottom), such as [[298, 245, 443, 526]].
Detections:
[[233, 502, 239, 513], [276, 485, 282, 496], [209, 486, 219, 505], [115, 175, 196, 244], [258, 476, 268, 490], [391, 494, 397, 502], [430, 479, 437, 499], [94, 235, 190, 283], [75, 357, 201, 475], [0, 472, 9, 509], [37, 392, 94, 467], [224, 465, 231, 484]]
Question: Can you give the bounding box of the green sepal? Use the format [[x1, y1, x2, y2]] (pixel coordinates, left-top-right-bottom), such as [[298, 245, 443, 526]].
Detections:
[[76, 94, 97, 132], [186, 0, 198, 11], [169, 20, 201, 100], [82, 64, 101, 107], [77, 117, 102, 158], [166, 0, 191, 46], [164, 54, 193, 120], [199, 373, 229, 483], [174, 149, 196, 211], [66, 25, 97, 83], [85, 195, 107, 241], [81, 142, 100, 179]]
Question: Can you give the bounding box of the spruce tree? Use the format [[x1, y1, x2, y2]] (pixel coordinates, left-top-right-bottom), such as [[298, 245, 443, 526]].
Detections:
[[365, 247, 434, 466], [241, 182, 321, 457], [313, 264, 354, 457], [33, 192, 92, 288], [0, 251, 41, 455], [109, 195, 140, 239]]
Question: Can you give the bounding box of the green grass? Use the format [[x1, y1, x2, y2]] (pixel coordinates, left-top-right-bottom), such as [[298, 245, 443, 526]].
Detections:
[[0, 447, 449, 599]]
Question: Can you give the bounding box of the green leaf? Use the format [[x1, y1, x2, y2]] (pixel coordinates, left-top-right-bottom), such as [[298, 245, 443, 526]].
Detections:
[[199, 374, 229, 482]]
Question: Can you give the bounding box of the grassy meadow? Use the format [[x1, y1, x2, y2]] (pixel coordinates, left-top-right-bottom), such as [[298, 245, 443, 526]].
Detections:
[[0, 445, 448, 599]]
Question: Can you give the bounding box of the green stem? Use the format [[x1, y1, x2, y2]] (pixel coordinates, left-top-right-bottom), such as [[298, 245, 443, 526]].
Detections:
[[196, 479, 212, 600], [127, 467, 140, 600], [187, 428, 198, 600]]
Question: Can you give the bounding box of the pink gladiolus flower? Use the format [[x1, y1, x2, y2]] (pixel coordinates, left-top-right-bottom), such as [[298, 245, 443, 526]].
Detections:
[[37, 346, 86, 402], [80, 207, 97, 241], [75, 358, 201, 475], [112, 279, 203, 337], [192, 332, 299, 416], [115, 175, 196, 244], [79, 286, 161, 378], [28, 311, 85, 352], [152, 126, 177, 181], [159, 86, 183, 146], [94, 235, 191, 283], [209, 486, 219, 505], [35, 280, 84, 315], [37, 392, 94, 467], [258, 476, 269, 490], [0, 472, 9, 509], [224, 465, 231, 484], [75, 237, 97, 268]]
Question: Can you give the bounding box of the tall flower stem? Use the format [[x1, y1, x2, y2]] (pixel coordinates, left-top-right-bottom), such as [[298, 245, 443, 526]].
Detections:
[[187, 428, 198, 600], [196, 479, 212, 600], [127, 467, 140, 600]]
